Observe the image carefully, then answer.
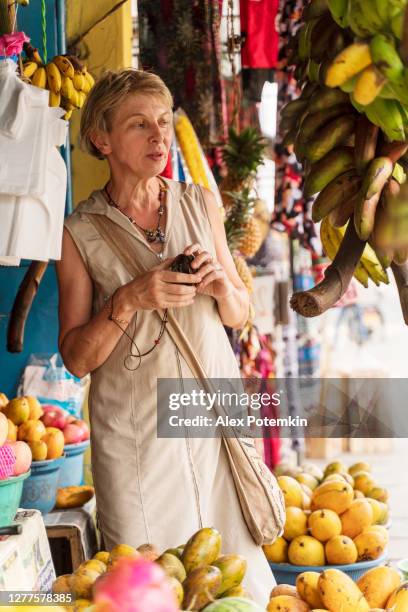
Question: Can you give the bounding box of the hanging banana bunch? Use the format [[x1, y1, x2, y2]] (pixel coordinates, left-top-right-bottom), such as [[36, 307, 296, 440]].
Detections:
[[281, 0, 408, 297], [22, 43, 95, 120]]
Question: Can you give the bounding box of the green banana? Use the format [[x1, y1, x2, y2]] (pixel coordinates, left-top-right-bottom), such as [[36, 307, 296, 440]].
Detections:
[[373, 0, 390, 25], [390, 9, 404, 39], [281, 98, 309, 119], [303, 0, 330, 20], [282, 127, 298, 147], [387, 71, 408, 106], [307, 59, 321, 83], [311, 18, 341, 62], [328, 191, 360, 227], [300, 82, 320, 99], [392, 162, 407, 184], [304, 146, 355, 197], [347, 0, 377, 37], [354, 190, 381, 240], [361, 157, 394, 199], [298, 20, 319, 60], [298, 103, 352, 142], [304, 114, 356, 162], [327, 0, 349, 27], [370, 34, 404, 82], [354, 116, 379, 174], [308, 87, 349, 113], [365, 98, 405, 142], [312, 169, 361, 221], [340, 75, 358, 93]]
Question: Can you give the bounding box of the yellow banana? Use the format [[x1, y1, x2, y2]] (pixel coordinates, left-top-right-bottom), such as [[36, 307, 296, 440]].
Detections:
[[67, 88, 80, 108], [354, 190, 381, 240], [335, 221, 387, 285], [325, 42, 372, 88], [81, 70, 95, 93], [321, 218, 370, 287], [61, 76, 75, 100], [53, 55, 74, 79], [45, 62, 62, 94], [22, 61, 38, 78], [48, 91, 61, 107], [353, 64, 387, 106], [31, 66, 47, 89], [77, 91, 86, 108], [63, 109, 73, 121], [73, 71, 85, 91]]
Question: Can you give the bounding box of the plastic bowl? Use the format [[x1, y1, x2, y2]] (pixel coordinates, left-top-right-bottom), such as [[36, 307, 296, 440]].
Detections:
[[59, 440, 90, 488], [20, 455, 65, 514], [0, 471, 30, 527], [269, 552, 388, 585]]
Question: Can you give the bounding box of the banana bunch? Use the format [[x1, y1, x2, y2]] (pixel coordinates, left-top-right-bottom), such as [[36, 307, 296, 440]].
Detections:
[[22, 44, 95, 120], [280, 0, 408, 282]]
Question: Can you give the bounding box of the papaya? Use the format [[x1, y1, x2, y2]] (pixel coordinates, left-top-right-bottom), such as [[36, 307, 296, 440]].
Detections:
[[386, 582, 408, 610], [296, 472, 319, 490], [168, 576, 184, 607], [284, 507, 309, 541], [318, 568, 370, 612], [267, 595, 310, 611], [263, 537, 289, 563], [182, 565, 222, 610], [270, 584, 300, 599], [353, 527, 388, 561], [353, 471, 377, 495], [296, 571, 324, 608], [55, 485, 95, 509], [366, 487, 389, 503], [325, 535, 358, 564], [181, 527, 222, 574], [137, 543, 159, 561], [308, 509, 342, 542], [340, 499, 374, 538], [156, 552, 187, 582], [164, 546, 184, 559], [212, 554, 247, 596], [107, 543, 140, 569], [348, 461, 371, 476], [323, 461, 347, 477], [288, 535, 326, 566], [357, 565, 401, 608], [311, 480, 354, 514], [277, 476, 304, 508]]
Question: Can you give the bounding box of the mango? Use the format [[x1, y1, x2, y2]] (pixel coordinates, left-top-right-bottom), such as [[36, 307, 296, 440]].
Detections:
[[267, 595, 310, 611], [26, 396, 44, 420], [181, 527, 222, 574], [168, 577, 184, 607], [270, 584, 300, 599], [367, 487, 389, 503], [349, 461, 371, 476], [296, 571, 324, 608], [301, 462, 324, 482], [353, 471, 377, 495], [386, 582, 408, 610], [325, 535, 358, 564], [27, 440, 48, 461], [212, 554, 247, 596], [284, 507, 309, 541], [70, 568, 100, 598], [288, 535, 326, 566], [308, 509, 342, 542], [6, 418, 17, 442], [365, 498, 383, 524], [108, 543, 140, 569], [73, 600, 92, 611], [182, 565, 222, 610], [311, 480, 354, 514], [302, 492, 311, 512], [296, 472, 319, 490], [323, 461, 347, 477], [137, 543, 159, 561], [340, 499, 374, 538], [354, 527, 388, 561], [156, 552, 187, 583], [18, 419, 46, 442], [277, 476, 304, 508], [318, 568, 370, 612], [357, 565, 401, 608], [3, 397, 30, 425], [78, 559, 106, 574], [354, 489, 365, 499], [263, 537, 289, 563], [322, 474, 346, 484], [52, 574, 72, 593], [0, 392, 9, 409], [42, 429, 65, 460], [94, 551, 110, 564]]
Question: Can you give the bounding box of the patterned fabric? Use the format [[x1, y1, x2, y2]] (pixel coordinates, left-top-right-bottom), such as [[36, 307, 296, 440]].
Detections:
[[240, 0, 280, 69]]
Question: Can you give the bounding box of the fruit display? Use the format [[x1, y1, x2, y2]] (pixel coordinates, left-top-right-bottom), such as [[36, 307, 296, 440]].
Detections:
[[264, 460, 390, 567], [51, 527, 258, 611], [267, 566, 406, 612], [0, 394, 32, 479], [280, 0, 408, 320], [0, 395, 89, 462], [22, 43, 95, 120]]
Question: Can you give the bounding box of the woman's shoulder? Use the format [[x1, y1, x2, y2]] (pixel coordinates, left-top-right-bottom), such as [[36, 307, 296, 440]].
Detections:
[[64, 190, 106, 229]]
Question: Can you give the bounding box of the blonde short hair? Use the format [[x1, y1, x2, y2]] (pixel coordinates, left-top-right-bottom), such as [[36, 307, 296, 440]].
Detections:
[[80, 69, 174, 159]]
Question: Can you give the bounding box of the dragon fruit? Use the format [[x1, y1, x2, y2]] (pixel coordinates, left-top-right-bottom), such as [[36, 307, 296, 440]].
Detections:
[[93, 556, 178, 612]]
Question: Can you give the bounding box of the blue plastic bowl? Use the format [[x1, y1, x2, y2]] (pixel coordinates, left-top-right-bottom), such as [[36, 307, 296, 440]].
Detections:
[[0, 471, 30, 527], [21, 455, 65, 514], [269, 552, 388, 585], [58, 440, 90, 488]]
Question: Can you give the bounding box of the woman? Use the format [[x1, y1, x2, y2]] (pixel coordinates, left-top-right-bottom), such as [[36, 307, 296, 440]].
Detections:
[[57, 69, 275, 604]]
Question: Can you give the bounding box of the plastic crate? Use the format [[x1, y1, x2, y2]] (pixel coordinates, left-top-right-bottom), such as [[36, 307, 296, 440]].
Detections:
[[269, 552, 388, 585]]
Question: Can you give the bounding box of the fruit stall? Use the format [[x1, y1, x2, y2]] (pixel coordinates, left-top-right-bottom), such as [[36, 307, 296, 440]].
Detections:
[[0, 0, 408, 610]]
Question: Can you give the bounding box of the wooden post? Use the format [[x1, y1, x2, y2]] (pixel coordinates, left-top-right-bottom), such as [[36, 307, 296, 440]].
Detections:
[[0, 0, 11, 37]]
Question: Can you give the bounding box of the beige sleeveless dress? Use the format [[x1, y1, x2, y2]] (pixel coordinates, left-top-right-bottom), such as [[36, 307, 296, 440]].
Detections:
[[64, 178, 274, 605]]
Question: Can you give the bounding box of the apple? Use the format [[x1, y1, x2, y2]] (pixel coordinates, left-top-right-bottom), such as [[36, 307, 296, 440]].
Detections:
[[62, 423, 84, 445], [66, 415, 77, 424], [9, 440, 32, 475], [41, 409, 67, 430], [71, 419, 90, 441], [0, 412, 8, 446]]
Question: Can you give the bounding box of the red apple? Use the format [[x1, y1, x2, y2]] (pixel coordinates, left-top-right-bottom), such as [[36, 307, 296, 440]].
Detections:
[[41, 409, 67, 431], [9, 441, 32, 475], [63, 423, 83, 445], [71, 419, 90, 441], [66, 415, 77, 425]]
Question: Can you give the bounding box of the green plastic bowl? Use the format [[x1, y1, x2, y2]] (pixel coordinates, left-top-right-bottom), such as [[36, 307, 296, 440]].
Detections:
[[0, 471, 31, 527]]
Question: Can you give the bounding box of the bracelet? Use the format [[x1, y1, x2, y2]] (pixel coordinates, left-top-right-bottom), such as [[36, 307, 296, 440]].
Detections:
[[104, 292, 130, 327]]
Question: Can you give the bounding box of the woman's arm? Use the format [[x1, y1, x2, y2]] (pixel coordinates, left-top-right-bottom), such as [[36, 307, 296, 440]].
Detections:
[[185, 188, 250, 329], [56, 228, 198, 377]]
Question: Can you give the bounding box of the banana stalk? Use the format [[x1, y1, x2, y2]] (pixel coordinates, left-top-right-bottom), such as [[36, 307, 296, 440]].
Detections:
[[392, 261, 408, 325]]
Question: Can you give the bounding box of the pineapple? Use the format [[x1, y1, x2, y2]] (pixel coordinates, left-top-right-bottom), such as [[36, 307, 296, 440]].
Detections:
[[233, 254, 254, 294], [220, 127, 268, 209], [238, 217, 263, 258]]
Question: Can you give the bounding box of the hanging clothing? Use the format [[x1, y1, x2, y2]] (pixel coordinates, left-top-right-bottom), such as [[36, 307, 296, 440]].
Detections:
[[240, 0, 280, 69], [64, 178, 275, 606]]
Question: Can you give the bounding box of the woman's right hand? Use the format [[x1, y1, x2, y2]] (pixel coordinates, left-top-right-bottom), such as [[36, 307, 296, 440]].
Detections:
[[121, 258, 199, 311]]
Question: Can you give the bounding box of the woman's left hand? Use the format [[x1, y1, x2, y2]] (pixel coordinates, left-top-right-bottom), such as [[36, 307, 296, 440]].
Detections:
[[184, 244, 233, 300]]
